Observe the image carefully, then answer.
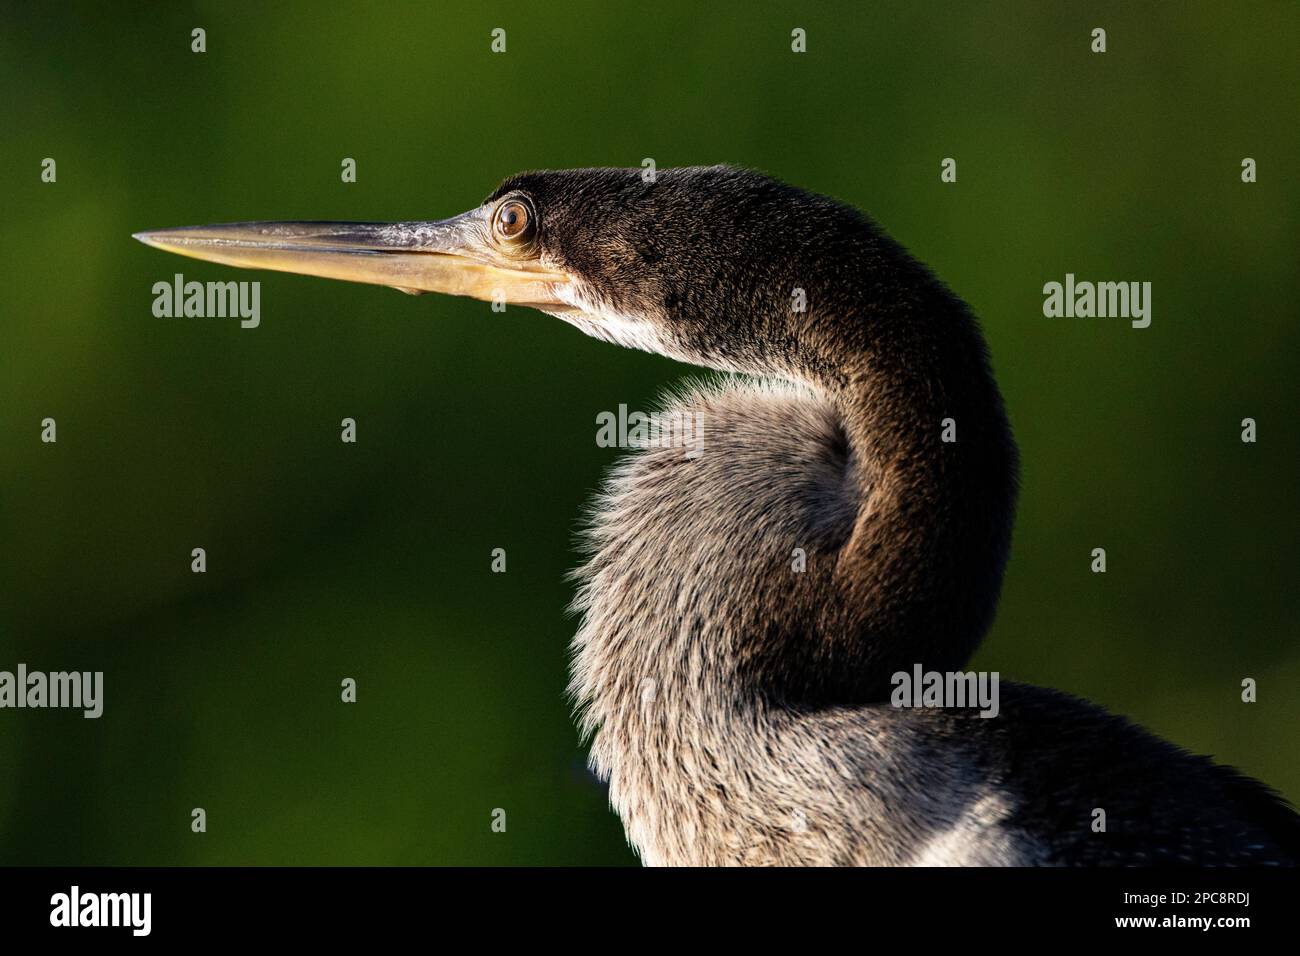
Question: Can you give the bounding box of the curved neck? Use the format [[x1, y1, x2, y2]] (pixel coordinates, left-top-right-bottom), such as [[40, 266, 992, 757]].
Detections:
[[574, 213, 1019, 724], [785, 282, 1019, 705]]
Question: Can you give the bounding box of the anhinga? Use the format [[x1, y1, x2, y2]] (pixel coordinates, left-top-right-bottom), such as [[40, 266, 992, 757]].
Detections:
[[135, 165, 1299, 866]]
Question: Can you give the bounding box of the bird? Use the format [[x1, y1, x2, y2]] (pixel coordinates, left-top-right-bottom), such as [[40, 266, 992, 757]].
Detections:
[[135, 165, 1300, 866]]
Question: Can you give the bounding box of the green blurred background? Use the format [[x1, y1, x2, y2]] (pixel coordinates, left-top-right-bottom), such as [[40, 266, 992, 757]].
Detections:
[[1, 1, 1296, 865]]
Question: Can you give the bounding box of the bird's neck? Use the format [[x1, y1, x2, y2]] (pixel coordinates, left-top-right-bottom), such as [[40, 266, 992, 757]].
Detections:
[[793, 285, 1019, 703], [571, 288, 1017, 709], [568, 281, 1017, 863]]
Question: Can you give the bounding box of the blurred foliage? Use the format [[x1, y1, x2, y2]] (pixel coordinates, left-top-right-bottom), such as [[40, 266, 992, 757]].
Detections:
[[0, 1, 1296, 864]]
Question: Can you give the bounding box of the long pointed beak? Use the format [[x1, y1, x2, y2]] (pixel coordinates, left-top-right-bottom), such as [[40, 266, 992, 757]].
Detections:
[[132, 214, 572, 308]]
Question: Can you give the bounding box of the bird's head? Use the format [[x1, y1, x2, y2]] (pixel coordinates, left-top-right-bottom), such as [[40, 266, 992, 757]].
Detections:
[[134, 166, 1017, 704], [134, 165, 909, 380]]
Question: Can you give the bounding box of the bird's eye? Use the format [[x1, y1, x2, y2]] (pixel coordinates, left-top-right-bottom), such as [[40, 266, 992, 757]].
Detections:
[[493, 199, 533, 242]]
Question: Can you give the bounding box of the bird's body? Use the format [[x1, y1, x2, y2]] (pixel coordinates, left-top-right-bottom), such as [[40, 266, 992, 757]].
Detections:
[[135, 165, 1300, 866]]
